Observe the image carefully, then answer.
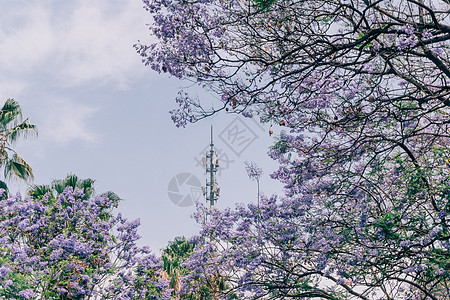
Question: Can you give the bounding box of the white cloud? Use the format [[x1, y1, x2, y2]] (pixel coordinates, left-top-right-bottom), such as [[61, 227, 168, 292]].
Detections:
[[0, 0, 154, 145], [0, 80, 28, 99], [55, 0, 151, 88], [41, 98, 99, 145], [0, 0, 152, 90], [0, 3, 55, 74]]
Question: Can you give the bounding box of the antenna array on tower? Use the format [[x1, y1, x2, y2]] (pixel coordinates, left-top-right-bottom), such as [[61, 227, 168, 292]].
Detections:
[[202, 126, 220, 210]]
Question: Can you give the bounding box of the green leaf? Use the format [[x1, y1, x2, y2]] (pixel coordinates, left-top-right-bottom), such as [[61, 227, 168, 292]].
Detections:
[[4, 153, 33, 181]]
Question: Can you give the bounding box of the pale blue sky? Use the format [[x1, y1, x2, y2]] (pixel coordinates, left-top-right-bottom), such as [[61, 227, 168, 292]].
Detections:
[[0, 0, 283, 253]]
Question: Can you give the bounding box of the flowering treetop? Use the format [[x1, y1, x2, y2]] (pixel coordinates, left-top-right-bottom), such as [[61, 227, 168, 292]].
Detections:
[[0, 181, 173, 299], [137, 0, 450, 298], [136, 0, 450, 127]]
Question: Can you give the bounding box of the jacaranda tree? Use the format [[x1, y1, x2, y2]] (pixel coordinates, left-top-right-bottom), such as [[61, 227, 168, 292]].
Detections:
[[137, 0, 450, 298], [0, 175, 173, 299], [136, 0, 450, 127]]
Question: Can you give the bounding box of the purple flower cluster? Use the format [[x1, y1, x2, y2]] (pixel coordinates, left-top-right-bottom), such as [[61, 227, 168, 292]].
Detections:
[[244, 161, 263, 181], [181, 106, 450, 298], [0, 185, 173, 299], [137, 0, 450, 298]]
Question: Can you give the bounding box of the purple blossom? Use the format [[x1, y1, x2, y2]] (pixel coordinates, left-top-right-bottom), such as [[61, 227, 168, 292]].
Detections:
[[399, 240, 410, 248], [49, 248, 64, 261], [136, 0, 450, 297], [244, 161, 263, 181], [18, 289, 35, 299], [436, 268, 445, 276], [0, 176, 171, 299], [0, 266, 10, 279], [422, 31, 432, 39], [433, 47, 444, 56], [401, 24, 415, 35]]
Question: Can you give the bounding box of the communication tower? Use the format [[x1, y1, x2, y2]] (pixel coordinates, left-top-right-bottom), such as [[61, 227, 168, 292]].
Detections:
[[201, 126, 220, 211]]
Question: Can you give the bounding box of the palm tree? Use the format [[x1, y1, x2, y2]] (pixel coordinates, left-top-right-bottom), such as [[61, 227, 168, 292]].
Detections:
[[161, 237, 231, 300], [0, 98, 37, 197], [162, 236, 195, 294], [29, 174, 120, 204], [50, 174, 95, 200]]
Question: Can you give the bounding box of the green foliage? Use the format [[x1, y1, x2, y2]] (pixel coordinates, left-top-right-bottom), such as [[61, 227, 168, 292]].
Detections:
[[0, 98, 36, 195], [271, 132, 288, 154], [161, 237, 232, 299], [253, 0, 277, 10], [29, 174, 121, 208], [161, 237, 195, 297], [0, 248, 33, 299], [52, 174, 95, 200]]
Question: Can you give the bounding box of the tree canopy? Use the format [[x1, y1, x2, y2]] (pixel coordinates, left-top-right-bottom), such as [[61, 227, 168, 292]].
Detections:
[[0, 175, 172, 299], [137, 0, 450, 298], [136, 0, 450, 126]]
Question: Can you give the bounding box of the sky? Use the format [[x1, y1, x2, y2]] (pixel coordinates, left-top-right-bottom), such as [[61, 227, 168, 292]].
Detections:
[[0, 0, 283, 253]]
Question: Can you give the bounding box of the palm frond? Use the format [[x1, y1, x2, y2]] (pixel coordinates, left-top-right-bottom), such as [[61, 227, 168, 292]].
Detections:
[[0, 99, 22, 129], [29, 184, 53, 200], [63, 174, 79, 188], [52, 174, 79, 194], [0, 180, 8, 199], [51, 174, 96, 199], [4, 153, 33, 181], [80, 178, 95, 200], [102, 191, 121, 206], [7, 119, 37, 144], [0, 149, 8, 167], [0, 99, 36, 188], [52, 179, 65, 194]]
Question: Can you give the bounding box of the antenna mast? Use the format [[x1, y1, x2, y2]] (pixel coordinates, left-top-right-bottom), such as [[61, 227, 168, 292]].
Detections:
[[202, 126, 220, 211]]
